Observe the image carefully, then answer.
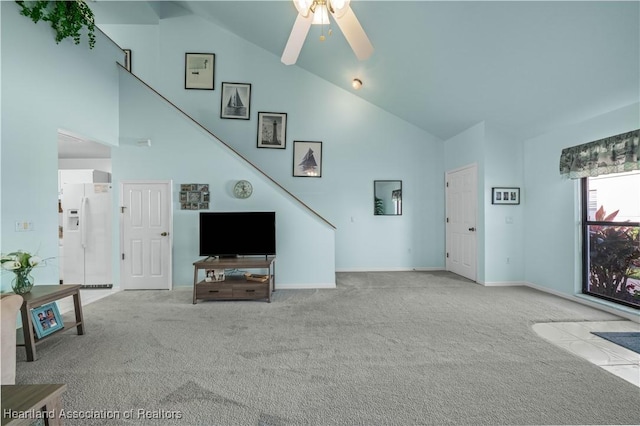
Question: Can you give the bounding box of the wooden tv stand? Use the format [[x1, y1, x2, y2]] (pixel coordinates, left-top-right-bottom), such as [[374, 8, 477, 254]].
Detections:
[[192, 256, 275, 304]]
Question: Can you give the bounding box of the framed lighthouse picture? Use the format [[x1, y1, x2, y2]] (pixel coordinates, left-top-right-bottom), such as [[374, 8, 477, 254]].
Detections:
[[220, 82, 251, 120], [293, 141, 322, 178], [257, 112, 287, 149]]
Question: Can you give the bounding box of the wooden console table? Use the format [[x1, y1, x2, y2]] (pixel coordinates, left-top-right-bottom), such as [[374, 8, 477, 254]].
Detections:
[[1, 384, 67, 426], [16, 285, 85, 362], [193, 257, 275, 304]]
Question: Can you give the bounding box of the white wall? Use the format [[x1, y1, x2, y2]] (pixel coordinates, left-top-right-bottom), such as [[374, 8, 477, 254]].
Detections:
[[58, 159, 112, 173], [100, 14, 445, 273], [1, 3, 122, 290]]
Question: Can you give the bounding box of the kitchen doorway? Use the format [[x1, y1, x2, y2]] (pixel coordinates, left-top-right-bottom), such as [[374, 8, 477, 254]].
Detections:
[[57, 130, 113, 288]]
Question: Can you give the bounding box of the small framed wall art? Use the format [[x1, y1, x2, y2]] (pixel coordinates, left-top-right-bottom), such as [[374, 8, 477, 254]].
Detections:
[[257, 112, 287, 149], [123, 49, 132, 72], [31, 302, 64, 338], [492, 187, 520, 205], [293, 141, 322, 177], [185, 53, 215, 90], [180, 184, 210, 210], [220, 82, 251, 119]]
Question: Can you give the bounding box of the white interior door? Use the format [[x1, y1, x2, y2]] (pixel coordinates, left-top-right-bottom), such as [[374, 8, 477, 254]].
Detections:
[[121, 181, 172, 290], [445, 164, 477, 281]]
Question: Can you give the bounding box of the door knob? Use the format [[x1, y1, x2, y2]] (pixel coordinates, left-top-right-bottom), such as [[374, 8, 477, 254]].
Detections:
[[161, 232, 168, 236], [468, 227, 476, 232]]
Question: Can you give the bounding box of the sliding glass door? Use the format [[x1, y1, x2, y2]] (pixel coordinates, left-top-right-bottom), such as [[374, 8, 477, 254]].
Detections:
[[582, 171, 640, 308]]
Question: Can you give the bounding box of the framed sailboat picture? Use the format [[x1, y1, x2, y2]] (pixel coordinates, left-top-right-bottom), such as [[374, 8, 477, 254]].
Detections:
[[220, 82, 251, 120], [185, 53, 215, 90], [257, 112, 287, 149], [293, 141, 322, 177]]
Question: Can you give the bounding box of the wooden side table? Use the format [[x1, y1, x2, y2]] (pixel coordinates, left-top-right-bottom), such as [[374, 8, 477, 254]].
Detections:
[[1, 384, 67, 426], [16, 285, 85, 362], [192, 256, 276, 304]]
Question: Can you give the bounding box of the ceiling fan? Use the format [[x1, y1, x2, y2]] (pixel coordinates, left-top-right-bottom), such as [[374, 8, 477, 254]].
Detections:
[[281, 0, 374, 65]]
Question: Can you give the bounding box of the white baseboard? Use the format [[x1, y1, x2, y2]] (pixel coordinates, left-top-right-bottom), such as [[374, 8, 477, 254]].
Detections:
[[524, 281, 640, 323], [483, 281, 526, 287], [336, 267, 443, 273], [275, 282, 336, 290]]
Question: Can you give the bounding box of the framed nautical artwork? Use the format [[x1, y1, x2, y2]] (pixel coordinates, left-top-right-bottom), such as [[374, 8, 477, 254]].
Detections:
[[293, 141, 322, 177], [220, 82, 251, 119], [185, 53, 215, 90], [257, 112, 287, 149]]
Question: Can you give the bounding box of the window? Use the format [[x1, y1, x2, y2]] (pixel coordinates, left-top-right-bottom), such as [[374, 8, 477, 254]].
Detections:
[[582, 171, 640, 308]]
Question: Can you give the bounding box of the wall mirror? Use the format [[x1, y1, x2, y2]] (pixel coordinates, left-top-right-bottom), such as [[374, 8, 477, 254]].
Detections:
[[374, 180, 402, 215]]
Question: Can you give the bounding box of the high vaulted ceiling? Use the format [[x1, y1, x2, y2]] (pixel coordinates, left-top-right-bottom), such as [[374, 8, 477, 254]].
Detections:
[[90, 1, 640, 141]]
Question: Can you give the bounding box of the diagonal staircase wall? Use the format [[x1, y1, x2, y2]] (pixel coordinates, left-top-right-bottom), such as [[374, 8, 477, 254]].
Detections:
[[114, 68, 337, 288]]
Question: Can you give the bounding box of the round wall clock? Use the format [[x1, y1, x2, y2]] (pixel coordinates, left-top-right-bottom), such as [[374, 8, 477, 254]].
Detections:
[[233, 180, 253, 199]]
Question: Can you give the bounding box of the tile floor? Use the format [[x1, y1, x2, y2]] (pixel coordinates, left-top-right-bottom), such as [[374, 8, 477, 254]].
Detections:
[[533, 321, 640, 387], [56, 287, 120, 316]]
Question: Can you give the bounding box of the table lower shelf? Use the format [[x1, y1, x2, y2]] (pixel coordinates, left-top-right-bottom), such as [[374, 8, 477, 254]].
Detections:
[[194, 276, 271, 302], [16, 320, 81, 346]]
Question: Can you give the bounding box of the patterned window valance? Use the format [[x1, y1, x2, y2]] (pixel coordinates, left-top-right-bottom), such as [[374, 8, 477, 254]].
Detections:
[[559, 129, 639, 179]]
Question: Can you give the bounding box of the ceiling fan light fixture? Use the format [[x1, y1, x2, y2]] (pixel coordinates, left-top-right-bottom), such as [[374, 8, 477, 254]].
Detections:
[[311, 3, 330, 25], [352, 78, 363, 90]]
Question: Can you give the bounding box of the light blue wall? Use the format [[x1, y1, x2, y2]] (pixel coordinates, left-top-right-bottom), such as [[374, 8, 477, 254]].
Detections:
[[101, 14, 445, 273], [0, 3, 122, 291], [523, 102, 640, 299], [484, 124, 524, 284], [115, 72, 336, 287], [444, 122, 526, 285]]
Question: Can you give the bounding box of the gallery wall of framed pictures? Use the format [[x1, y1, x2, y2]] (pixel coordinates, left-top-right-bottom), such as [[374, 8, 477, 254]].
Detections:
[[179, 48, 325, 210]]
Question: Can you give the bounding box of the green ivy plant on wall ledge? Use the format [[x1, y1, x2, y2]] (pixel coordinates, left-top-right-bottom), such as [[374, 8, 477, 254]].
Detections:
[[16, 0, 96, 49]]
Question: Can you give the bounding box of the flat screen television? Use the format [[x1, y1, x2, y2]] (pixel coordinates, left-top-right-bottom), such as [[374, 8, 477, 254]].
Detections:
[[199, 211, 276, 257]]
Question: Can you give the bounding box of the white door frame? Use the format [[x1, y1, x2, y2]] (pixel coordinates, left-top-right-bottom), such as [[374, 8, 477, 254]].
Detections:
[[119, 180, 173, 290], [445, 163, 478, 282]]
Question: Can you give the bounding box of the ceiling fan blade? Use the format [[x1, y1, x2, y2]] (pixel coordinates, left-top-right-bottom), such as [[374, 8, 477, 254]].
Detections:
[[281, 13, 313, 65], [332, 6, 374, 61]]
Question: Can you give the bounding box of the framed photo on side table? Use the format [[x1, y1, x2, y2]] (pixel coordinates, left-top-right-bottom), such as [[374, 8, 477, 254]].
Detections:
[[293, 141, 322, 177], [492, 187, 520, 205], [31, 302, 64, 339], [185, 53, 215, 90], [257, 112, 287, 148], [220, 82, 251, 119]]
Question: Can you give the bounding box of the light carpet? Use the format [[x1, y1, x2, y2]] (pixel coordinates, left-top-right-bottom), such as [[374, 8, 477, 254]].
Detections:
[[15, 271, 640, 425]]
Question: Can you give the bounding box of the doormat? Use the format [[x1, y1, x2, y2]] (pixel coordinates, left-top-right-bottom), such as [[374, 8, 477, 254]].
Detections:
[[591, 332, 640, 354], [80, 284, 113, 289]]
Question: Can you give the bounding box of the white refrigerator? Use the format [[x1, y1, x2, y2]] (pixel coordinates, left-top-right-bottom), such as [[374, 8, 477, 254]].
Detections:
[[61, 183, 112, 286]]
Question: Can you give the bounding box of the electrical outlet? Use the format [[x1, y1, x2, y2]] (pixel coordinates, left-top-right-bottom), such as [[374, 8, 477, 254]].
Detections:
[[15, 221, 33, 232]]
